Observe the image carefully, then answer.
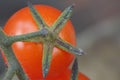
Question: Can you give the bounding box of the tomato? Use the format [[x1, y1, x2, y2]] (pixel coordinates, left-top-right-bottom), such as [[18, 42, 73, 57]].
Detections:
[[3, 5, 76, 79]]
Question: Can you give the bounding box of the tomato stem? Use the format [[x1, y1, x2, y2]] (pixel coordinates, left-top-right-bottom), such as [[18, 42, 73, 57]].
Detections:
[[55, 37, 84, 55], [9, 30, 47, 43], [2, 67, 15, 80], [0, 47, 28, 80], [51, 4, 74, 34], [27, 1, 47, 30], [42, 43, 54, 78], [71, 57, 79, 80]]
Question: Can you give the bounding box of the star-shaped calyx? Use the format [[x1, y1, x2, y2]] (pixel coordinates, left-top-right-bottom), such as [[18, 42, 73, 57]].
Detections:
[[0, 1, 85, 80]]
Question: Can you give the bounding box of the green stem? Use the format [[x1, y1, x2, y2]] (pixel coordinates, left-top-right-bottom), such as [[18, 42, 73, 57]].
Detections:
[[27, 1, 47, 29], [42, 42, 54, 78], [55, 37, 84, 55], [51, 4, 74, 34], [2, 67, 15, 80], [1, 46, 29, 80], [9, 29, 48, 44], [71, 57, 78, 80], [16, 68, 29, 80]]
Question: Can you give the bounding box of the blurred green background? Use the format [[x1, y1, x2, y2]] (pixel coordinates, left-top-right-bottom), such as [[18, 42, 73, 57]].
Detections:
[[0, 0, 120, 80]]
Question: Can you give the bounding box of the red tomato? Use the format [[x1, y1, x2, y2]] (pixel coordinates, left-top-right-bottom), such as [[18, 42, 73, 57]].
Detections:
[[3, 5, 76, 79]]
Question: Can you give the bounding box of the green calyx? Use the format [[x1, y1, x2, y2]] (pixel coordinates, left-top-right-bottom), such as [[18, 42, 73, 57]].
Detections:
[[0, 1, 84, 80]]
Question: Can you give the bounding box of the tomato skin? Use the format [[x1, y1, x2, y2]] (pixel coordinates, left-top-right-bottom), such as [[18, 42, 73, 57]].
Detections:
[[3, 5, 76, 79]]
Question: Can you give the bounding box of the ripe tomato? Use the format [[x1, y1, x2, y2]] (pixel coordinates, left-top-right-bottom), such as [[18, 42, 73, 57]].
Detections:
[[3, 5, 76, 79]]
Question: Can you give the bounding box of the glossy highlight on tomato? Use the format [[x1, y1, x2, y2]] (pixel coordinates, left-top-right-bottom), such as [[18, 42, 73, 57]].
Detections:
[[3, 5, 76, 79]]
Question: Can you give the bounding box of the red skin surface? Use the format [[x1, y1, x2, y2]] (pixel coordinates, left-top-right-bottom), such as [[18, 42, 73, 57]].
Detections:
[[3, 5, 77, 80]]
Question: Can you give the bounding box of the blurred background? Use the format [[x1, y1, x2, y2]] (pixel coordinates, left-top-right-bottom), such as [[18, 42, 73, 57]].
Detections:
[[0, 0, 120, 80]]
